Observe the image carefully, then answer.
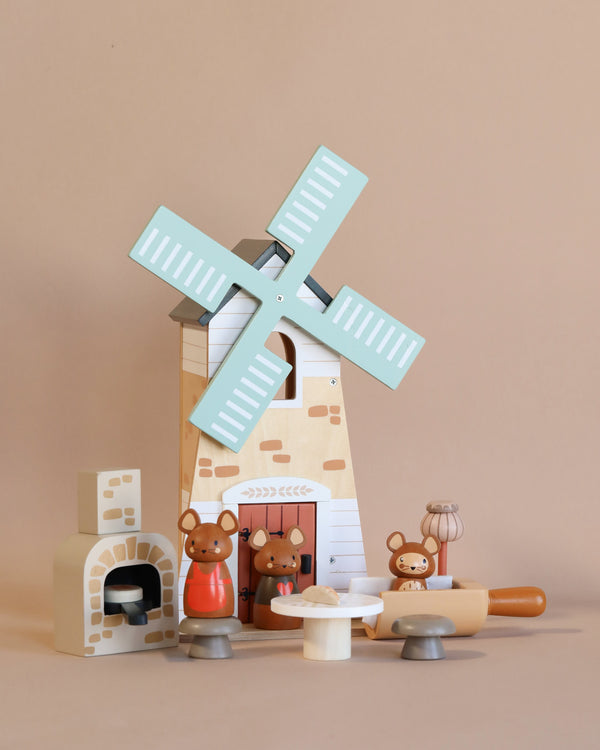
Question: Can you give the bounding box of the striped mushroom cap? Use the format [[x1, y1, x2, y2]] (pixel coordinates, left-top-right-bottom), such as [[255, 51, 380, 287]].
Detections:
[[420, 502, 464, 542]]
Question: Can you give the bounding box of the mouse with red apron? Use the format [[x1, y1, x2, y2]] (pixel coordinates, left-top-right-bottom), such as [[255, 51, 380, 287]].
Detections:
[[178, 508, 239, 618]]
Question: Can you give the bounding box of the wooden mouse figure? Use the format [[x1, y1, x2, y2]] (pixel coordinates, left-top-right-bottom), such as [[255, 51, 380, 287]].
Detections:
[[387, 531, 441, 591], [178, 508, 239, 618], [249, 525, 306, 629]]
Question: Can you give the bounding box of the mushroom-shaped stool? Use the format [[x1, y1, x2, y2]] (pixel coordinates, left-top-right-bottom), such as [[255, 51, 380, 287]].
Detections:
[[179, 616, 242, 659], [392, 614, 456, 660]]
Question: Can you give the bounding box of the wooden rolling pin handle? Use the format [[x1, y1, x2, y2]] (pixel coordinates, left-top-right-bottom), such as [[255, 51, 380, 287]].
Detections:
[[487, 587, 546, 617]]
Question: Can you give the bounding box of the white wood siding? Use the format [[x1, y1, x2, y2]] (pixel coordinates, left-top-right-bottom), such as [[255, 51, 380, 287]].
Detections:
[[322, 497, 367, 592], [207, 255, 340, 381]]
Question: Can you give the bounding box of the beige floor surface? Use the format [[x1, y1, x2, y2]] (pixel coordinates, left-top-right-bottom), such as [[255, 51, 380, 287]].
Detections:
[[1, 600, 597, 750]]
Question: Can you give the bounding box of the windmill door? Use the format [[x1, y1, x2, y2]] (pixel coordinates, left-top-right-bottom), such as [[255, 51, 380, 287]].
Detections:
[[237, 503, 316, 623]]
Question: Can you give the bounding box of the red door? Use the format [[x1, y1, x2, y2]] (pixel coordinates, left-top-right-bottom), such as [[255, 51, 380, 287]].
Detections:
[[237, 503, 316, 623]]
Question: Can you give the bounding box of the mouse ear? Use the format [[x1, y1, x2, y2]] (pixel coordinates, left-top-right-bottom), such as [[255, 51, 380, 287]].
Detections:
[[248, 526, 270, 551], [178, 508, 201, 534], [423, 535, 441, 555], [286, 525, 306, 548], [218, 510, 239, 536], [386, 531, 406, 552]]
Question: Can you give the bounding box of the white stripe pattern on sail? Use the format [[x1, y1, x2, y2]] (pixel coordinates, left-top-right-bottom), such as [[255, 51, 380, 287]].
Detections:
[[138, 228, 159, 257]]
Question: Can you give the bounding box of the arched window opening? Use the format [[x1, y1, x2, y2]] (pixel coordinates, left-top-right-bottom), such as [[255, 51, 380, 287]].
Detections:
[[265, 331, 296, 400]]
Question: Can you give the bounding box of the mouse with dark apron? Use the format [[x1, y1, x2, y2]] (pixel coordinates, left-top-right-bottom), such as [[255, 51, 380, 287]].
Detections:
[[249, 525, 306, 629]]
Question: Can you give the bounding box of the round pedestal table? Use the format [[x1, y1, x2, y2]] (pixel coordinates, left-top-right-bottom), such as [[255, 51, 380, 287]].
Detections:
[[271, 593, 383, 661]]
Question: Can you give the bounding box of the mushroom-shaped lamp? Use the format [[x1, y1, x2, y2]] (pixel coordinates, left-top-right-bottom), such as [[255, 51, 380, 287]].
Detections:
[[420, 502, 464, 576]]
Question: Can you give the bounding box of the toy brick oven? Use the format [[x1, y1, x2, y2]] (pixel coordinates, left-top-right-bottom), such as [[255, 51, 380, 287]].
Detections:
[[54, 469, 178, 656]]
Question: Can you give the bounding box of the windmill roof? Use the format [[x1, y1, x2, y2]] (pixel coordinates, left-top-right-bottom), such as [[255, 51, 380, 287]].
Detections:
[[169, 238, 332, 326]]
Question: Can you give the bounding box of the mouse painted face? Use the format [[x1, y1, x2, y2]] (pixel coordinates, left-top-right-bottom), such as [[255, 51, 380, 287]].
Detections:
[[178, 509, 239, 563], [386, 532, 440, 580], [249, 525, 306, 576]]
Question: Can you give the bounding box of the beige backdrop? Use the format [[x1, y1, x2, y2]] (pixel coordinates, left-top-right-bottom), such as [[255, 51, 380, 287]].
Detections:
[[1, 2, 598, 747]]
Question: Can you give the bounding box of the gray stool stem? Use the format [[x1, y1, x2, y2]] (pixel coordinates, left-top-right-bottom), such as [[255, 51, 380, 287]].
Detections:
[[188, 633, 234, 659]]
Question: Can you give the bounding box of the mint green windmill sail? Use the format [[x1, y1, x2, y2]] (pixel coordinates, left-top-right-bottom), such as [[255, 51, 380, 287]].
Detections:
[[129, 146, 425, 452]]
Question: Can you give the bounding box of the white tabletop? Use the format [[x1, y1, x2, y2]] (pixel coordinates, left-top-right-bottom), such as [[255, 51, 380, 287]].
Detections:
[[271, 592, 383, 619]]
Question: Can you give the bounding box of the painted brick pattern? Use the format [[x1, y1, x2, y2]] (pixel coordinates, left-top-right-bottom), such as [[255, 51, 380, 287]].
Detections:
[[79, 535, 178, 656]]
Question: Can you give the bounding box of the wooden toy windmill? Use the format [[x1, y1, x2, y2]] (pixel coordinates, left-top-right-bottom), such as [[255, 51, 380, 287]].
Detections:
[[129, 146, 426, 616]]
